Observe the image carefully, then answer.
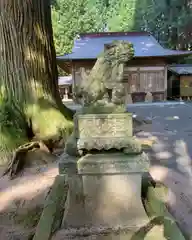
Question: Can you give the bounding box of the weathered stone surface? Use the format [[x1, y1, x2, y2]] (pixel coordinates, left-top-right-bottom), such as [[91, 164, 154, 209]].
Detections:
[[58, 154, 77, 175], [51, 225, 169, 239], [64, 132, 79, 156], [123, 138, 142, 153], [64, 111, 80, 156], [74, 40, 134, 105], [65, 107, 136, 154], [60, 102, 152, 237], [52, 227, 136, 239], [144, 185, 186, 240], [77, 113, 132, 139], [64, 153, 149, 229], [77, 103, 125, 115], [111, 83, 126, 105], [76, 112, 134, 151], [77, 153, 149, 174], [62, 173, 87, 228], [81, 173, 148, 228], [59, 157, 87, 228], [78, 137, 142, 152], [33, 175, 68, 240], [52, 184, 185, 240]]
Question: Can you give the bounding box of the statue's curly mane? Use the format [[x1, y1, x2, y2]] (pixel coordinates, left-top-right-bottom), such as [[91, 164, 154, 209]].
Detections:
[[75, 40, 134, 105]]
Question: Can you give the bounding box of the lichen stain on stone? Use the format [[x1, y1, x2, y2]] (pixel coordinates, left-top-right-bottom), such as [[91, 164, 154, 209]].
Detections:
[[75, 193, 86, 203]]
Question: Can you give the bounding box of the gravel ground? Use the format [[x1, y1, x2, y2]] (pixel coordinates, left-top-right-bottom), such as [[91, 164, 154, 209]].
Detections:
[[128, 101, 192, 237], [128, 101, 192, 170]]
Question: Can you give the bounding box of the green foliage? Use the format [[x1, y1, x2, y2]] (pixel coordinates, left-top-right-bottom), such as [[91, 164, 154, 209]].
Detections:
[[51, 0, 106, 56], [106, 0, 137, 31], [132, 0, 192, 50], [52, 0, 192, 60]]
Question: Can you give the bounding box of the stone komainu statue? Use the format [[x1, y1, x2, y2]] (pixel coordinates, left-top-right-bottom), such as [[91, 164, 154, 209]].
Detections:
[[74, 40, 134, 105]]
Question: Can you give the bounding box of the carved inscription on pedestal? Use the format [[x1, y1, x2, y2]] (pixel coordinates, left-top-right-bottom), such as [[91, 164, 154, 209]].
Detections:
[[77, 113, 132, 139]]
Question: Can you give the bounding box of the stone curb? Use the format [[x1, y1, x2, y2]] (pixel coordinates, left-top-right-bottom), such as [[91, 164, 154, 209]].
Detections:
[[144, 185, 186, 240], [32, 174, 68, 240]]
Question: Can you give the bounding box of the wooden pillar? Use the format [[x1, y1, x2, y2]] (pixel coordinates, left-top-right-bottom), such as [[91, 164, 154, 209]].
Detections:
[[64, 87, 69, 99], [164, 66, 168, 100], [71, 63, 76, 101]]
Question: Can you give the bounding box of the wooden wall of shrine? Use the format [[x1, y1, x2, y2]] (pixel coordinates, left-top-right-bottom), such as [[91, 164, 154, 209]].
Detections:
[[69, 57, 167, 103]]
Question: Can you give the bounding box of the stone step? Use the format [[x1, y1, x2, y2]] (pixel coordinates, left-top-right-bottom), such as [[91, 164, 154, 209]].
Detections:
[[52, 225, 167, 240]]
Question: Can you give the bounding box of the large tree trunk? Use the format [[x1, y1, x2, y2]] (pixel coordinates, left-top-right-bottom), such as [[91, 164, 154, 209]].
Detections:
[[0, 0, 73, 175]]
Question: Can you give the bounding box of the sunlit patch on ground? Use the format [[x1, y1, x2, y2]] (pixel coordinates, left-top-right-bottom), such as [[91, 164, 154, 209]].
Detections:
[[0, 164, 58, 212]]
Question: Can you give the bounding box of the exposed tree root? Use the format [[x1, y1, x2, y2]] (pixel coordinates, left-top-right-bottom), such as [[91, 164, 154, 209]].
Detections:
[[3, 141, 51, 179], [0, 0, 74, 180], [0, 102, 73, 179]]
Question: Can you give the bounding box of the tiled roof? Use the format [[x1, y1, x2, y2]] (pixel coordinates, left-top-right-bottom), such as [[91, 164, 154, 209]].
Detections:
[[57, 32, 192, 60], [168, 64, 192, 75]]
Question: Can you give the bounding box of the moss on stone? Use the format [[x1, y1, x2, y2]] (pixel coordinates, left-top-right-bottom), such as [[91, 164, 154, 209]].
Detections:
[[14, 206, 43, 229], [64, 132, 79, 156], [75, 40, 134, 105], [79, 103, 126, 115], [0, 205, 43, 230], [142, 182, 185, 240], [123, 138, 142, 154], [33, 175, 68, 240]]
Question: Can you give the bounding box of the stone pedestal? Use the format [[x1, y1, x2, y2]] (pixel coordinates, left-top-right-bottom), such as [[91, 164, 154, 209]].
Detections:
[[62, 152, 150, 231], [78, 153, 149, 228], [76, 112, 133, 151], [59, 156, 88, 228], [62, 108, 150, 237]]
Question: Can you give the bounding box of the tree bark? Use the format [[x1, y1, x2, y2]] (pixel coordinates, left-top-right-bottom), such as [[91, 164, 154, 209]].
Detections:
[[0, 0, 73, 171]]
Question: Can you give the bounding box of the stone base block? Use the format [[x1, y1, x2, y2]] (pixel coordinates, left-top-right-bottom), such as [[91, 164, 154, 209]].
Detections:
[[62, 153, 149, 230], [81, 173, 148, 228]]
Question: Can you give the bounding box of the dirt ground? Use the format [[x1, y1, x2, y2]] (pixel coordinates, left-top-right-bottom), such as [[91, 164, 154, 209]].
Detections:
[[1, 102, 192, 239], [1, 159, 192, 239], [0, 163, 58, 239]]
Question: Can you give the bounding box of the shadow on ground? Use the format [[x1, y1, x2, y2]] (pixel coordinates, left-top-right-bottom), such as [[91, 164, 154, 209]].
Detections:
[[0, 163, 58, 239]]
